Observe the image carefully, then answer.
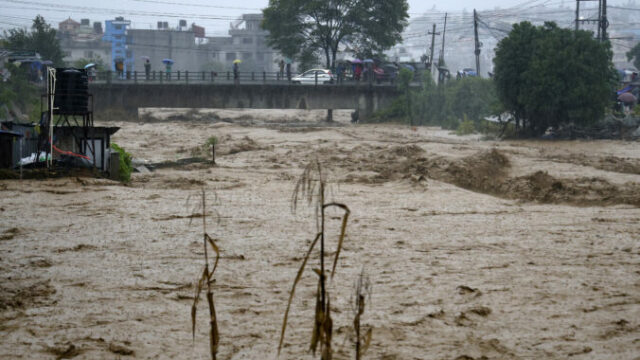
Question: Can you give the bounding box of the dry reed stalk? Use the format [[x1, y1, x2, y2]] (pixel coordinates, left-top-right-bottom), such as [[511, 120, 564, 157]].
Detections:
[[278, 160, 350, 359], [191, 190, 220, 359], [352, 268, 372, 360]]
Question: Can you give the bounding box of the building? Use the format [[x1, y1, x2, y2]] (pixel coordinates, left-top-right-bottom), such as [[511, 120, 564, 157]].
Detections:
[[103, 17, 133, 73], [58, 14, 278, 74], [204, 14, 275, 72], [58, 18, 80, 34], [127, 26, 201, 73], [58, 18, 110, 66]]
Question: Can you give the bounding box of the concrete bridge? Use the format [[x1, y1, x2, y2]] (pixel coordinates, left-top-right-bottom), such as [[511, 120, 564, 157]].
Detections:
[[89, 83, 401, 121]]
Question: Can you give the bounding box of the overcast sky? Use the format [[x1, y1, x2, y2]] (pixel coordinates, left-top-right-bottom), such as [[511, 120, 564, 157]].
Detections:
[[1, 0, 615, 36]]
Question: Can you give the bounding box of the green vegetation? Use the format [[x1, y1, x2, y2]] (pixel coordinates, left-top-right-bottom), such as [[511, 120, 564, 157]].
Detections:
[[262, 0, 409, 69], [370, 73, 498, 136], [0, 63, 40, 123], [456, 117, 475, 136], [110, 143, 132, 182], [206, 136, 218, 164], [493, 21, 615, 136], [627, 42, 640, 70], [2, 15, 64, 66]]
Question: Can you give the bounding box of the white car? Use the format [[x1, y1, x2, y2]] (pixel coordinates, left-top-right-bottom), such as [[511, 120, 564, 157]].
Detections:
[[291, 69, 334, 85]]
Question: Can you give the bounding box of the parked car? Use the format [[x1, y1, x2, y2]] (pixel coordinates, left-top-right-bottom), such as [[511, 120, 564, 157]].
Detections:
[[457, 68, 477, 79], [291, 69, 334, 85]]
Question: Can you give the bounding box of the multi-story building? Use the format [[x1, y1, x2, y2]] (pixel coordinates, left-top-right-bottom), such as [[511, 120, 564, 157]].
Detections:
[[58, 18, 110, 66], [58, 13, 278, 74], [103, 17, 132, 72], [204, 14, 276, 72]]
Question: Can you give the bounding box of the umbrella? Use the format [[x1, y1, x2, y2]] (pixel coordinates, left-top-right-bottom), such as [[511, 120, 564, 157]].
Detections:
[[140, 55, 150, 60], [84, 63, 96, 69], [363, 59, 374, 63], [42, 60, 53, 65], [618, 92, 637, 104], [162, 58, 174, 64], [617, 85, 633, 96], [351, 59, 363, 64], [284, 57, 292, 64], [400, 64, 415, 71], [233, 59, 242, 64]]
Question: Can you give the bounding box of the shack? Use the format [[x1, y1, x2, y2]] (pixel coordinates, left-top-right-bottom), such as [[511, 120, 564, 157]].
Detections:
[[0, 121, 119, 171]]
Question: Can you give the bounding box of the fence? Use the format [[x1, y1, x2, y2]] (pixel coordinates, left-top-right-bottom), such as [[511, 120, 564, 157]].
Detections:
[[89, 70, 401, 86]]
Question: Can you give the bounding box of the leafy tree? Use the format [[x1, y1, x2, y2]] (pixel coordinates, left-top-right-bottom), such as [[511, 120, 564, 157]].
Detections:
[[493, 21, 615, 136], [3, 15, 64, 66], [626, 42, 640, 70], [445, 77, 497, 124], [396, 68, 413, 125], [262, 0, 409, 69], [0, 63, 40, 123]]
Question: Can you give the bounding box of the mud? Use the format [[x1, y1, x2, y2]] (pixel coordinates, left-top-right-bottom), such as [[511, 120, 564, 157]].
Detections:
[[1, 111, 639, 359]]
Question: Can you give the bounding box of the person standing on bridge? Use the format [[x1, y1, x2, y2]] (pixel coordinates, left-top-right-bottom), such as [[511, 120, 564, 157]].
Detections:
[[144, 59, 151, 81], [278, 59, 284, 80], [233, 60, 240, 85], [165, 62, 172, 81]]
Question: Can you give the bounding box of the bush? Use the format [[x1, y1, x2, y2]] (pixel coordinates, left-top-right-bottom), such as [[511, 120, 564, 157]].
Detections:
[[110, 143, 132, 182], [456, 119, 475, 136]]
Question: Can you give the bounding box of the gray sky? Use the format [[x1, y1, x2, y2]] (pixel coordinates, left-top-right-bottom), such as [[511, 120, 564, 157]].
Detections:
[[0, 0, 607, 36]]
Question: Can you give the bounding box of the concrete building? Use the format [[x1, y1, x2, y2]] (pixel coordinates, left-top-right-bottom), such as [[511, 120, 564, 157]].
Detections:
[[204, 14, 276, 72], [58, 18, 110, 66], [59, 13, 278, 74], [103, 17, 133, 73], [127, 27, 201, 73]]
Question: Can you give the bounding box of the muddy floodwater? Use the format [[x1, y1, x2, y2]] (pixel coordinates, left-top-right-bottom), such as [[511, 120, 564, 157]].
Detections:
[[1, 110, 639, 359]]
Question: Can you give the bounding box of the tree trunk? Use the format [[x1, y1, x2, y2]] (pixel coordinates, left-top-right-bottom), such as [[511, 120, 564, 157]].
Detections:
[[324, 46, 331, 69]]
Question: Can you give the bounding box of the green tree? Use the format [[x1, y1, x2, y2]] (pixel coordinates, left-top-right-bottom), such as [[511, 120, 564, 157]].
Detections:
[[493, 21, 615, 136], [627, 42, 640, 70], [397, 68, 413, 125], [445, 77, 497, 124], [262, 0, 409, 69], [3, 15, 64, 66]]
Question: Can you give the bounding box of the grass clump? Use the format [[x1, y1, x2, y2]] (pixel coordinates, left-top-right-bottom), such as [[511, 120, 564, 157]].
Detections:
[[206, 136, 218, 164], [456, 117, 475, 136], [110, 143, 132, 182]]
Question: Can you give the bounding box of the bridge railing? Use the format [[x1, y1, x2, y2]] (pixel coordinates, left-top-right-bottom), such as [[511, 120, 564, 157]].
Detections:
[[89, 70, 404, 86]]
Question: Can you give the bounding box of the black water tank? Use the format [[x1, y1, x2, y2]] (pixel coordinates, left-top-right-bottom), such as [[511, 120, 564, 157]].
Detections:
[[53, 68, 89, 115]]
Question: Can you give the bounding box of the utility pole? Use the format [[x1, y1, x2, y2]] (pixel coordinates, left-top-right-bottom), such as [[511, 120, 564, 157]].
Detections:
[[428, 24, 439, 73], [601, 0, 608, 41], [438, 12, 448, 85], [473, 9, 481, 77], [439, 12, 447, 66], [575, 0, 580, 31], [597, 0, 602, 39]]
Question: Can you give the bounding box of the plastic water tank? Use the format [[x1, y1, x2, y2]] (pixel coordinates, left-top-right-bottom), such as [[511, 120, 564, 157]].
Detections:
[[53, 68, 88, 114]]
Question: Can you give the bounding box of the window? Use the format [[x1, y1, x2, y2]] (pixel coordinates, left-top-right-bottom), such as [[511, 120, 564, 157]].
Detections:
[[84, 50, 94, 58], [255, 52, 264, 61], [226, 52, 236, 61], [115, 25, 122, 30], [241, 52, 252, 60], [243, 37, 252, 44]]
